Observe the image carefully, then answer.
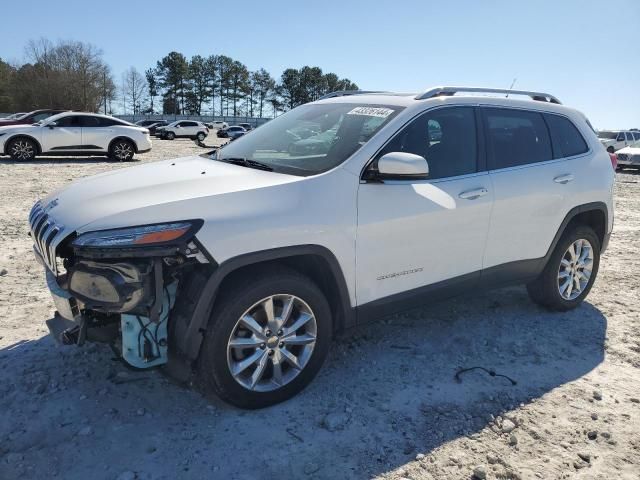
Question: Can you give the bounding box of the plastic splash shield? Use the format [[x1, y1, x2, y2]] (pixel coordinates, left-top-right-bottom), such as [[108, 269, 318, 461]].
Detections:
[[121, 281, 177, 368]]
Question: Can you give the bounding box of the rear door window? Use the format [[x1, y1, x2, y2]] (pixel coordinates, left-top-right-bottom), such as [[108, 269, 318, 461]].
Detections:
[[482, 108, 552, 169], [625, 132, 634, 141], [544, 114, 589, 158]]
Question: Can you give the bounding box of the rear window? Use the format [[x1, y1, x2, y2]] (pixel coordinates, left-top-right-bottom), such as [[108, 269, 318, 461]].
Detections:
[[483, 108, 552, 169], [544, 114, 589, 158]]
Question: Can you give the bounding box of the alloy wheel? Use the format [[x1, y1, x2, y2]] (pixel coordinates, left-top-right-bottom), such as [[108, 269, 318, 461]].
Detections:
[[113, 142, 133, 161], [10, 140, 35, 160], [558, 238, 594, 300], [226, 294, 317, 392]]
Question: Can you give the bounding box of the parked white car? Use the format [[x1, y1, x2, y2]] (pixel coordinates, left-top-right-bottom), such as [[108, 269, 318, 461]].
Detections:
[[597, 130, 639, 152], [29, 86, 614, 409], [615, 140, 640, 169], [0, 112, 151, 161], [207, 121, 228, 130], [156, 120, 209, 141]]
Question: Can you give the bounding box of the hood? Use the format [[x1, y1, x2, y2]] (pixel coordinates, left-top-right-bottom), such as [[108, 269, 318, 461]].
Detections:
[[616, 146, 640, 155], [598, 138, 616, 145], [40, 155, 300, 235]]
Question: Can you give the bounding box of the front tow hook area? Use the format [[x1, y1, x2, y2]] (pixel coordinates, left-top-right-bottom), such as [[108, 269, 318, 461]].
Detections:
[[46, 313, 86, 345]]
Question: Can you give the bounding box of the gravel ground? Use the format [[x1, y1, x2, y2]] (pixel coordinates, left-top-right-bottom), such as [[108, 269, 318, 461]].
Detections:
[[0, 138, 639, 480]]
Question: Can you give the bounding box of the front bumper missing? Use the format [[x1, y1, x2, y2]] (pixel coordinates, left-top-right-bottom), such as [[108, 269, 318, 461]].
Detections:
[[34, 246, 79, 322], [35, 245, 176, 369]]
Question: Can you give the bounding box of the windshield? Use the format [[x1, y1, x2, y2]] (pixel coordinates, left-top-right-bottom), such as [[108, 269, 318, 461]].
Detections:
[[598, 131, 618, 139], [210, 103, 403, 176]]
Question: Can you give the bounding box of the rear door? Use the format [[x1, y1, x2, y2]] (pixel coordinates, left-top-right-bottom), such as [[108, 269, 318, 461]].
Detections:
[[481, 107, 589, 275], [79, 116, 115, 151], [41, 115, 83, 151]]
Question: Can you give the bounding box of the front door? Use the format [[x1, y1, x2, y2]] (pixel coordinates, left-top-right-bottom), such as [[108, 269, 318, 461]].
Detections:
[[356, 106, 493, 308], [41, 115, 83, 152]]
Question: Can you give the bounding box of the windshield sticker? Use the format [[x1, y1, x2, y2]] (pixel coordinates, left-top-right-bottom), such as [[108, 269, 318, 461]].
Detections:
[[347, 106, 394, 118]]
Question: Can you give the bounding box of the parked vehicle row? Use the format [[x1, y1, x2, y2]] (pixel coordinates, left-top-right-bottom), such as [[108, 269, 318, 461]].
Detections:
[[0, 109, 69, 126], [30, 86, 614, 409], [1, 111, 151, 161], [597, 129, 640, 152], [154, 120, 209, 141]]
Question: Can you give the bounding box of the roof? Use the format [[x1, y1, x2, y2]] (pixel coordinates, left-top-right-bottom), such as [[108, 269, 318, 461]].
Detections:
[[313, 86, 582, 117]]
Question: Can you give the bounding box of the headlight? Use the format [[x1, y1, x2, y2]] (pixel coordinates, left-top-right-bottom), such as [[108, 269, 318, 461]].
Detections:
[[72, 221, 201, 248]]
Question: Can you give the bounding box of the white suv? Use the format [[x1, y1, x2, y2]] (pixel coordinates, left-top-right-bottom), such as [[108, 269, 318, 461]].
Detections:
[[597, 129, 639, 152], [29, 87, 614, 408], [157, 120, 209, 141], [0, 112, 151, 161]]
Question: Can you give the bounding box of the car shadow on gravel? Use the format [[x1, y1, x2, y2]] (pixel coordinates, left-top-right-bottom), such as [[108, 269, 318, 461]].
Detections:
[[0, 286, 606, 480]]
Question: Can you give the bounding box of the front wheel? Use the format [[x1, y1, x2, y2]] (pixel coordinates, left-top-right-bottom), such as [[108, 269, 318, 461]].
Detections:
[[109, 139, 135, 161], [197, 268, 332, 409], [166, 132, 175, 140], [8, 137, 37, 161], [527, 226, 600, 311]]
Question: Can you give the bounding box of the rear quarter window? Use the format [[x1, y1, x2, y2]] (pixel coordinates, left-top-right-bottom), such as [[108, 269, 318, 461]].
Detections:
[[544, 114, 589, 158]]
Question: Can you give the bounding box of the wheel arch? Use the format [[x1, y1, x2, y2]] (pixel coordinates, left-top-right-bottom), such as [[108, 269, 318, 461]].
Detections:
[[176, 245, 354, 362], [547, 202, 609, 260], [4, 134, 42, 155], [108, 136, 138, 153]]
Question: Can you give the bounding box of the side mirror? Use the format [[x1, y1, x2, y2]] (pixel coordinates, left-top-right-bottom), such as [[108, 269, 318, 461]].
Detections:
[[375, 152, 429, 180], [48, 121, 58, 129]]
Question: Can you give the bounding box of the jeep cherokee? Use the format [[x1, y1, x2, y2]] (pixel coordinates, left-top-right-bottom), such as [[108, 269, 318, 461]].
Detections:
[[29, 86, 614, 409]]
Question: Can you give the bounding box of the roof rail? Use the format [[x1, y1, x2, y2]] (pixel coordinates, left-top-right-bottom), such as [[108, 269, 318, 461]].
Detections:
[[415, 86, 561, 104], [317, 90, 387, 101]]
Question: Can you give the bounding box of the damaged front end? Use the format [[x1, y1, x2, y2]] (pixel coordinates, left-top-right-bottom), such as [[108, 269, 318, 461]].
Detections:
[[30, 209, 213, 370]]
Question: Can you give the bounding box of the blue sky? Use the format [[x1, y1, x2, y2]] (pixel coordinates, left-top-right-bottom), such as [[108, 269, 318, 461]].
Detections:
[[2, 0, 639, 128]]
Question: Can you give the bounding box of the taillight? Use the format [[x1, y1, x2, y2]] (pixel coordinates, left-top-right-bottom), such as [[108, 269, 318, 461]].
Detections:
[[609, 152, 618, 170]]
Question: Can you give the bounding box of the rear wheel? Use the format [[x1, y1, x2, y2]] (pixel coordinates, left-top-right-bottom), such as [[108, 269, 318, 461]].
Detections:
[[527, 226, 600, 311], [109, 139, 135, 161], [8, 137, 37, 161], [196, 132, 206, 142], [197, 268, 332, 409]]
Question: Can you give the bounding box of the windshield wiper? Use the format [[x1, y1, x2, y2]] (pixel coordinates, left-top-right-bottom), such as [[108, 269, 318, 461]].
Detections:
[[221, 157, 273, 171]]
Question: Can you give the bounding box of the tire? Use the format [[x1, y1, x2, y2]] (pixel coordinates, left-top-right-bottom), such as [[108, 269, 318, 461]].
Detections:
[[607, 146, 615, 153], [166, 132, 175, 140], [197, 267, 332, 409], [197, 132, 206, 142], [8, 137, 37, 161], [527, 226, 600, 311], [109, 139, 135, 161]]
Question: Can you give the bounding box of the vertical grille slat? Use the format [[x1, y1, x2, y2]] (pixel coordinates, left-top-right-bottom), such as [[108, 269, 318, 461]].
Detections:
[[29, 201, 65, 275]]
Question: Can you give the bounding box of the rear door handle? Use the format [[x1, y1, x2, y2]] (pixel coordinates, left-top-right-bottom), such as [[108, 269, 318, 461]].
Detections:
[[458, 188, 488, 200], [554, 174, 574, 184]]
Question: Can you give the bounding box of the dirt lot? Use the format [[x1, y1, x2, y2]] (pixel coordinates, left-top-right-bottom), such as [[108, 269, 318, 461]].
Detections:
[[0, 139, 638, 480]]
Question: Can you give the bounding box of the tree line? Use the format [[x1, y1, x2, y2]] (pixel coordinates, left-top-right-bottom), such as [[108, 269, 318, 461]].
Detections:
[[0, 38, 358, 118]]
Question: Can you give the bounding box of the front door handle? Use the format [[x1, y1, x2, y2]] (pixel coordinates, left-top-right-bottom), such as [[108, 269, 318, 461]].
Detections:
[[554, 174, 574, 184], [458, 188, 488, 200]]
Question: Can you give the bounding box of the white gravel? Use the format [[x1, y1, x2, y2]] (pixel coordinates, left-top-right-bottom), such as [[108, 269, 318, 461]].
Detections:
[[1, 139, 639, 479]]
